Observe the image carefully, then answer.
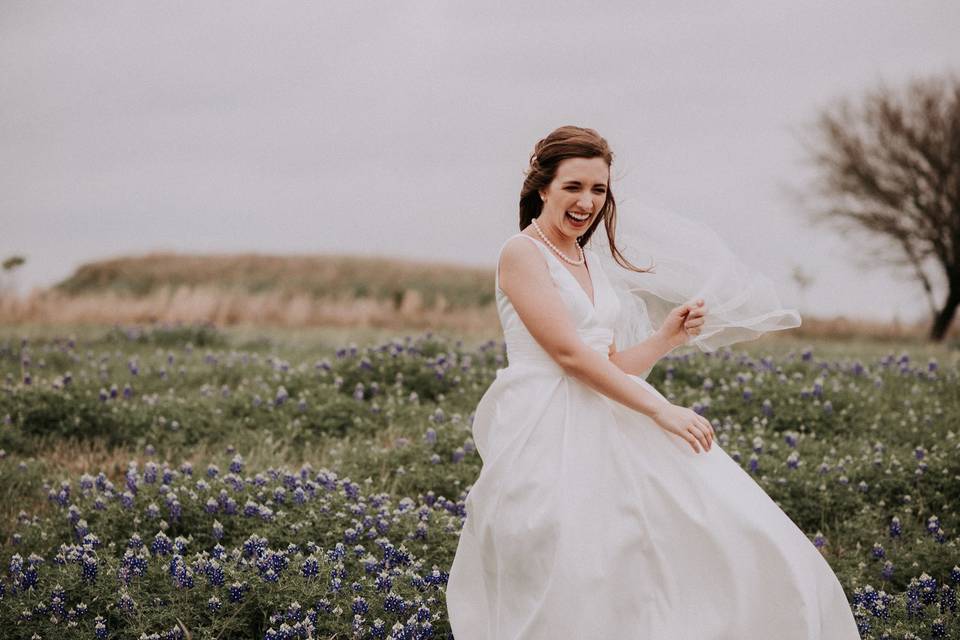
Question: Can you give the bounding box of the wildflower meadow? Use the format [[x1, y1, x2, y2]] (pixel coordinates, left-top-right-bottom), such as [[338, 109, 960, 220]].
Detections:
[[0, 323, 958, 639]]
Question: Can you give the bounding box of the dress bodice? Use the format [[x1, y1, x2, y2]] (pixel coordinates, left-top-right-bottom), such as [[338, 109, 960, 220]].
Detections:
[[494, 233, 623, 371]]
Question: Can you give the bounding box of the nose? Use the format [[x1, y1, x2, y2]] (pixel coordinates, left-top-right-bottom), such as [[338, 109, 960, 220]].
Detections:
[[578, 195, 594, 212]]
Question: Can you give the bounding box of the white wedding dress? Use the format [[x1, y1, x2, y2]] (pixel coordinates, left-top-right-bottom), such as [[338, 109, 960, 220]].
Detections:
[[445, 233, 861, 639]]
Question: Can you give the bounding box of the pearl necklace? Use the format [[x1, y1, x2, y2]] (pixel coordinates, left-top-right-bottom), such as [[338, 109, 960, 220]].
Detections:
[[531, 219, 585, 265]]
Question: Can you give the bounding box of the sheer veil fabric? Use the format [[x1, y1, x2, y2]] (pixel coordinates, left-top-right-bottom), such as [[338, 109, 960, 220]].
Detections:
[[590, 201, 801, 354]]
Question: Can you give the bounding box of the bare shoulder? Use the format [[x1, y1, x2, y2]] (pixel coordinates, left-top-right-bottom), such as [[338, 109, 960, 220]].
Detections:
[[499, 234, 544, 267], [497, 234, 550, 291]]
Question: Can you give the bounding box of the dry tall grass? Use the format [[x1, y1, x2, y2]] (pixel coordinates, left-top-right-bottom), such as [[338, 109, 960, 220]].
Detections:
[[0, 287, 500, 332], [1, 252, 955, 340], [2, 287, 955, 341]]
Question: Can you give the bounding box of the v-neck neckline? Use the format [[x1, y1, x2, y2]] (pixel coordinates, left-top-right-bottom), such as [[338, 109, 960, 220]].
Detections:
[[522, 233, 597, 310]]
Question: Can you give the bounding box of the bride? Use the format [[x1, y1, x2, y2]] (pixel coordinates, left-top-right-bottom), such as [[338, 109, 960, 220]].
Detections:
[[444, 125, 861, 638]]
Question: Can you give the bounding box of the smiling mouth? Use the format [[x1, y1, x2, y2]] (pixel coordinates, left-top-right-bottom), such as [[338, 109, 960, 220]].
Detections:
[[566, 211, 591, 222]]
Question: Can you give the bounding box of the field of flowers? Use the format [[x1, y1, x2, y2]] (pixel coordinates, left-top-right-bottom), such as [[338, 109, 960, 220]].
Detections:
[[0, 323, 958, 639]]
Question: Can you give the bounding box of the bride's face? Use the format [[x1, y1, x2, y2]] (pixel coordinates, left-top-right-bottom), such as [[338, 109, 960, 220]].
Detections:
[[538, 156, 609, 240]]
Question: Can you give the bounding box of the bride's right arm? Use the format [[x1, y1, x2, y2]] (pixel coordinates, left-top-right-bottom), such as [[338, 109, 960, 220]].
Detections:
[[500, 239, 675, 420]]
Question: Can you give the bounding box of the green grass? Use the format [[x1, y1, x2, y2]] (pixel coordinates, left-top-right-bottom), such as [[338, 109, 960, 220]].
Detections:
[[0, 323, 958, 639]]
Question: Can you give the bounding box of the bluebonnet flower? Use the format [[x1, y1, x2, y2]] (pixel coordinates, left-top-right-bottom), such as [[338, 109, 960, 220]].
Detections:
[[417, 604, 431, 622], [228, 581, 247, 603], [79, 473, 95, 490], [786, 451, 800, 470], [882, 561, 895, 581], [262, 568, 279, 583], [383, 593, 405, 614], [940, 585, 957, 615], [352, 596, 369, 615], [123, 549, 148, 576], [920, 573, 939, 605], [118, 591, 135, 611], [94, 615, 108, 639], [205, 560, 225, 586], [81, 554, 98, 583], [889, 516, 901, 538], [871, 543, 885, 560], [812, 531, 826, 549], [302, 555, 320, 578], [932, 617, 946, 638], [151, 532, 173, 556]]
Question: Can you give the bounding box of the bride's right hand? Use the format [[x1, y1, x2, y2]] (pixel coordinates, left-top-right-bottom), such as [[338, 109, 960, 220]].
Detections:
[[651, 403, 715, 454]]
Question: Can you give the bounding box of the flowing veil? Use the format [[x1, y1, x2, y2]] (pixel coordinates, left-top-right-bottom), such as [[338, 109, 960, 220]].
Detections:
[[588, 201, 802, 353]]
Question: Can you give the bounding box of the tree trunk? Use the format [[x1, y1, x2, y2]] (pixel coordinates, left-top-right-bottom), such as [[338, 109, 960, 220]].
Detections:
[[930, 283, 960, 341]]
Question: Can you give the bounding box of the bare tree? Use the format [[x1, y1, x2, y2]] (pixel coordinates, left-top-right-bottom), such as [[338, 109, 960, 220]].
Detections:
[[0, 255, 26, 297], [798, 72, 960, 341]]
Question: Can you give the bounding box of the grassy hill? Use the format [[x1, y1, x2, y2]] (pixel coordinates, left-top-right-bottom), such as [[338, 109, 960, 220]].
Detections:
[[54, 252, 496, 309]]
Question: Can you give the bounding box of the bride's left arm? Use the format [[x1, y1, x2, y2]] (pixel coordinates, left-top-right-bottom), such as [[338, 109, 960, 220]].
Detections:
[[608, 332, 675, 377], [608, 299, 707, 376]]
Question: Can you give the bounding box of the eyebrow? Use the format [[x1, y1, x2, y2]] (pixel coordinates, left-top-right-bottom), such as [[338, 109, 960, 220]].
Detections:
[[561, 180, 607, 187]]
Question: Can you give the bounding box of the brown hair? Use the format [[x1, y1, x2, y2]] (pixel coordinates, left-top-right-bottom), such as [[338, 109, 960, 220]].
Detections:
[[519, 125, 651, 273]]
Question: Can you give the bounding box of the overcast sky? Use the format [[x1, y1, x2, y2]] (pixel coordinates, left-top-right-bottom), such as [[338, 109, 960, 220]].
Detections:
[[2, 1, 959, 322]]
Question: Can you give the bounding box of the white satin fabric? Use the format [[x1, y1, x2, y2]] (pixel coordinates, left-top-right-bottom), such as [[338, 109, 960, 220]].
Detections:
[[444, 233, 859, 640]]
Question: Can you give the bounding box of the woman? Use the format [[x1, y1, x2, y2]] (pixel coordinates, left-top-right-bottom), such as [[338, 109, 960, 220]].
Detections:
[[444, 126, 860, 639]]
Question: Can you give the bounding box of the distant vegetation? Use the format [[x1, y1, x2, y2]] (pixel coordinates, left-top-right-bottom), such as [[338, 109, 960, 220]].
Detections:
[[0, 253, 501, 332], [0, 252, 957, 342], [55, 252, 495, 309]]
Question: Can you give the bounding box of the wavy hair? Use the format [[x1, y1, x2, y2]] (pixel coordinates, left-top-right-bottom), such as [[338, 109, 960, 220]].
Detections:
[[519, 125, 651, 273]]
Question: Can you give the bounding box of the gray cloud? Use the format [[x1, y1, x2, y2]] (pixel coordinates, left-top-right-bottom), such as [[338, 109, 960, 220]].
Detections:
[[2, 0, 959, 322]]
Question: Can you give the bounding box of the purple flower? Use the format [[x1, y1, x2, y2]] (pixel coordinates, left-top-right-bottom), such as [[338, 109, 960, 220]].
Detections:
[[228, 581, 247, 603], [151, 532, 173, 556], [881, 561, 895, 581], [812, 531, 826, 549], [302, 555, 320, 578], [94, 615, 108, 639], [352, 596, 369, 615]]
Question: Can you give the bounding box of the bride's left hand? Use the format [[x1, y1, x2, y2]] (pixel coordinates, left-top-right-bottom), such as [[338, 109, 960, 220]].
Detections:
[[657, 299, 708, 349]]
